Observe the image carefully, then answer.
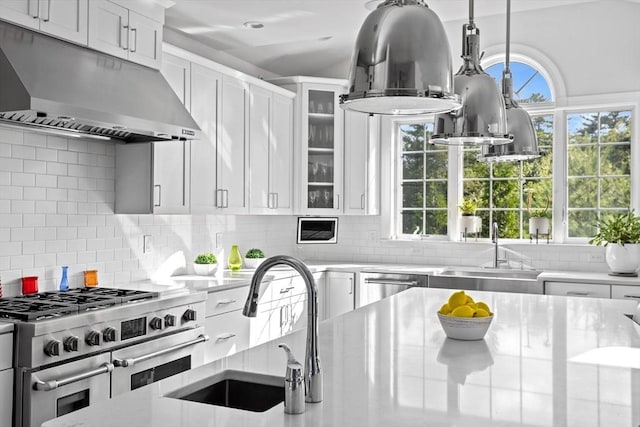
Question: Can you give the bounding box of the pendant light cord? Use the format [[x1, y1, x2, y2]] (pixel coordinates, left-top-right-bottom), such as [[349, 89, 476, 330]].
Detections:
[[505, 0, 511, 73], [469, 0, 474, 25]]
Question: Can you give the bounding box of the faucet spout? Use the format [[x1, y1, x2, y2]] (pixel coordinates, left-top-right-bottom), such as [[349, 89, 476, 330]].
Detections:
[[492, 222, 499, 269], [242, 255, 322, 403]]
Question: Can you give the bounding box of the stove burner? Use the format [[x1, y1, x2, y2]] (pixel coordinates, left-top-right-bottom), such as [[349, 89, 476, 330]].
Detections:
[[0, 287, 158, 321]]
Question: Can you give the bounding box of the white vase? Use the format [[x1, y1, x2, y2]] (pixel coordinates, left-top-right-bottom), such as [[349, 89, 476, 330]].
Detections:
[[459, 216, 481, 234], [529, 217, 550, 235], [193, 263, 217, 276], [605, 244, 640, 274], [244, 258, 265, 269]]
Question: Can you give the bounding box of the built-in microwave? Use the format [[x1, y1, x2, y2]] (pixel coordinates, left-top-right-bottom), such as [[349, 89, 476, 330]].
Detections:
[[297, 217, 338, 244]]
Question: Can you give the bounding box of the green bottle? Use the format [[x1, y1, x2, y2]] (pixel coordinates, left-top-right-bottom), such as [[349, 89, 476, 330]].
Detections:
[[228, 245, 243, 271]]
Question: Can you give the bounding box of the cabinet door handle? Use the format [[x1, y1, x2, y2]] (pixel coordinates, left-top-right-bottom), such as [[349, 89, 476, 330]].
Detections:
[[43, 0, 51, 22], [349, 278, 354, 295], [216, 189, 223, 208], [336, 194, 340, 210], [274, 192, 279, 209], [215, 333, 236, 342], [216, 299, 237, 305], [29, 0, 39, 19], [223, 189, 229, 208], [623, 295, 640, 299], [267, 192, 273, 209], [361, 194, 365, 210], [121, 25, 129, 50], [566, 291, 590, 296], [130, 27, 137, 52], [153, 185, 161, 207]]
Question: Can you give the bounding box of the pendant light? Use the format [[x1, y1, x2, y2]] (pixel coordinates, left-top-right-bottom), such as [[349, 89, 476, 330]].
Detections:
[[339, 0, 461, 115], [430, 0, 512, 146], [479, 0, 541, 162]]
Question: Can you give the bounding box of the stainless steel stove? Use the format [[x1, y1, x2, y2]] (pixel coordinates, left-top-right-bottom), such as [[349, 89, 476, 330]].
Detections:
[[2, 287, 208, 427]]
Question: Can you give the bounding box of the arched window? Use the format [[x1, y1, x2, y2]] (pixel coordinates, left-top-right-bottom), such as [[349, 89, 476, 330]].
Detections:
[[485, 61, 553, 104]]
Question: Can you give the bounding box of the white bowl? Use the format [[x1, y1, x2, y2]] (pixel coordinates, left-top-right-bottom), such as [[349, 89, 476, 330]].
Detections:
[[193, 263, 218, 276], [437, 312, 493, 341], [244, 258, 265, 269]]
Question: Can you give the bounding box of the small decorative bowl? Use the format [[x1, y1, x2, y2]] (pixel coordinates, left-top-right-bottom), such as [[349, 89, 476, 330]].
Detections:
[[193, 263, 218, 276], [244, 258, 265, 269], [437, 312, 494, 341]]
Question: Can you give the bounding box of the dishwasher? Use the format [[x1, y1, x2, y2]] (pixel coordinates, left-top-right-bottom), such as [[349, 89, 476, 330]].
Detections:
[[357, 272, 428, 308]]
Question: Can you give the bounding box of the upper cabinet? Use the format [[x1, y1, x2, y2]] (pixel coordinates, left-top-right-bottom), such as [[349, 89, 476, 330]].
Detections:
[[0, 0, 88, 44], [344, 111, 380, 215], [88, 0, 162, 69], [248, 86, 294, 214]]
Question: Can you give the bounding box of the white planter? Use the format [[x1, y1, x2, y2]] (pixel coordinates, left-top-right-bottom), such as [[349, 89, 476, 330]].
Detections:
[[193, 263, 218, 276], [529, 217, 550, 235], [459, 216, 481, 234], [244, 258, 265, 269], [605, 244, 640, 274]]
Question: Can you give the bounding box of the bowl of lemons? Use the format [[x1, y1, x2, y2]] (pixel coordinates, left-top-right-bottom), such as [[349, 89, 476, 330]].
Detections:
[[437, 290, 493, 341]]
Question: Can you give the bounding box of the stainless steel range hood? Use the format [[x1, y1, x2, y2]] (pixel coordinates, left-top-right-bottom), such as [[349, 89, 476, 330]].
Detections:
[[0, 20, 199, 142]]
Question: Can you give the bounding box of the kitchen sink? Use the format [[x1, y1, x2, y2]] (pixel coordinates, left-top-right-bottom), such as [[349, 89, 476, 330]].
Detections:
[[429, 268, 543, 294], [166, 370, 284, 412]]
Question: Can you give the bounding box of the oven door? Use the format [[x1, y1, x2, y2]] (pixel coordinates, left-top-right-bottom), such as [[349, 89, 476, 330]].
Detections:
[[22, 353, 112, 427], [111, 327, 207, 396]]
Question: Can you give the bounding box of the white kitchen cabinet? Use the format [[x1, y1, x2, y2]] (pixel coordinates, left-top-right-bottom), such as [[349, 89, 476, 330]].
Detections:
[[249, 85, 294, 214], [544, 281, 611, 298], [0, 331, 13, 427], [217, 75, 249, 213], [320, 271, 355, 320], [0, 0, 88, 44], [204, 310, 250, 364], [344, 112, 380, 215], [611, 284, 640, 301], [88, 0, 162, 69], [153, 140, 190, 214]]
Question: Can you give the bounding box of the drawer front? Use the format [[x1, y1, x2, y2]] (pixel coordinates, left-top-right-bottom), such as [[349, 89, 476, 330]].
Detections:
[[204, 310, 250, 364], [205, 286, 249, 317], [0, 333, 12, 370], [611, 285, 640, 301], [545, 281, 610, 299]]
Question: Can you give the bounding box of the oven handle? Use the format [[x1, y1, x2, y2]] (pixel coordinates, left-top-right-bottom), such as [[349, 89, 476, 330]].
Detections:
[[364, 278, 419, 287], [34, 363, 115, 391], [113, 334, 209, 368]]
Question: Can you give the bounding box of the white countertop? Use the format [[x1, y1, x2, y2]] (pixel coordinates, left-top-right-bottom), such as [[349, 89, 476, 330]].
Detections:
[[44, 287, 640, 427]]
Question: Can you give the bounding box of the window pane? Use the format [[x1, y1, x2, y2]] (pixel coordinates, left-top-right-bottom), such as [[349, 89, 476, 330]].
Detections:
[[523, 154, 552, 178], [492, 162, 519, 178], [600, 178, 631, 208], [568, 146, 597, 176], [600, 145, 630, 176], [402, 210, 423, 234], [400, 124, 425, 151], [533, 115, 554, 147], [600, 111, 631, 143], [523, 179, 552, 212], [568, 210, 597, 238], [494, 210, 521, 239], [403, 153, 423, 179], [463, 150, 488, 178], [463, 181, 490, 209], [425, 152, 448, 179], [568, 113, 598, 144], [425, 181, 448, 208], [402, 182, 423, 208], [425, 210, 447, 235], [485, 62, 552, 103], [568, 178, 597, 208], [492, 180, 520, 208]]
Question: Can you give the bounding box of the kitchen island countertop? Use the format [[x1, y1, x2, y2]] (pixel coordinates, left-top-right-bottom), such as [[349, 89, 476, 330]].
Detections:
[[44, 287, 640, 427]]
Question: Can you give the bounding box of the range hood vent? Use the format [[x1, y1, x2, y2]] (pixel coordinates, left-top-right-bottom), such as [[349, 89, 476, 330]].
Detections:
[[0, 20, 199, 142]]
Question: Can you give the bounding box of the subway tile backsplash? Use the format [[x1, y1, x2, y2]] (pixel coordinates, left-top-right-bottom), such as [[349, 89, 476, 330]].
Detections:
[[0, 126, 609, 297]]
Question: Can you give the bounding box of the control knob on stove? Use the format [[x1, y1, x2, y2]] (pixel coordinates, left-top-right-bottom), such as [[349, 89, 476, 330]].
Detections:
[[164, 314, 176, 327], [182, 309, 197, 322], [103, 327, 117, 342], [149, 317, 163, 330], [63, 336, 79, 352], [44, 339, 61, 357], [85, 330, 101, 346]]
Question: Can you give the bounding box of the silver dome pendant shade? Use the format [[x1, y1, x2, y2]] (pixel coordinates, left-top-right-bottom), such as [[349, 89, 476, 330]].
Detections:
[[339, 0, 461, 115], [430, 0, 512, 146], [479, 0, 541, 162]]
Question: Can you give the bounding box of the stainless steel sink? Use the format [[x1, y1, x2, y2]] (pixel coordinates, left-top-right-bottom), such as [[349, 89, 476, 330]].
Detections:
[[167, 370, 284, 412], [429, 268, 543, 294]]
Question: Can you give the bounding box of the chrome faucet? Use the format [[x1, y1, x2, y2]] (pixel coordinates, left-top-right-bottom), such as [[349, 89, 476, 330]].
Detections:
[[242, 255, 322, 403], [492, 222, 508, 268]]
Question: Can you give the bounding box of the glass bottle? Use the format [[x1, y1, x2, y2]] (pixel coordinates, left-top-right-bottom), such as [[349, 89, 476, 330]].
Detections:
[[228, 245, 243, 271], [59, 266, 69, 291]]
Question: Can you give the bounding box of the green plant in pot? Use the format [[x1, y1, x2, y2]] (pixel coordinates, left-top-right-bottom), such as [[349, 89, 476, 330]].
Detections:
[[525, 186, 551, 236], [244, 248, 266, 269], [458, 197, 481, 234], [589, 210, 640, 275], [193, 252, 218, 276]]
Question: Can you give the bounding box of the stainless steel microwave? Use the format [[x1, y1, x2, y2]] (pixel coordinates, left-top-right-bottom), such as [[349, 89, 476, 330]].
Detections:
[[297, 217, 338, 244]]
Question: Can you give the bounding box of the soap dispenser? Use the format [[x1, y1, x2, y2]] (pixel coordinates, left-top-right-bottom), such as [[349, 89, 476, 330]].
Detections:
[[278, 343, 305, 414]]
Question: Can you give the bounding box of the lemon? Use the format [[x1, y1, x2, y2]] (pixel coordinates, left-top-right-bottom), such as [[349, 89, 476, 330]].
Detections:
[[451, 305, 475, 318], [439, 303, 451, 315], [466, 295, 475, 304], [475, 308, 490, 318], [466, 302, 477, 310], [448, 291, 468, 310], [476, 301, 491, 314]]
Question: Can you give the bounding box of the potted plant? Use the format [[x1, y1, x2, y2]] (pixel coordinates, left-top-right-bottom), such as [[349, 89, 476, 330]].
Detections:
[[589, 210, 640, 274], [459, 197, 481, 234], [244, 248, 266, 269], [193, 252, 218, 276], [525, 187, 551, 235]]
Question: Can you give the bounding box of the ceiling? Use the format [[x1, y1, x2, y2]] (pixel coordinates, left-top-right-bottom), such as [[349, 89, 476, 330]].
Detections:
[[163, 0, 621, 78]]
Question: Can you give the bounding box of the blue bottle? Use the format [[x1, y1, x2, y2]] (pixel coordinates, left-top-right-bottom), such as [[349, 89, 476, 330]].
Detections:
[[59, 266, 69, 291]]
